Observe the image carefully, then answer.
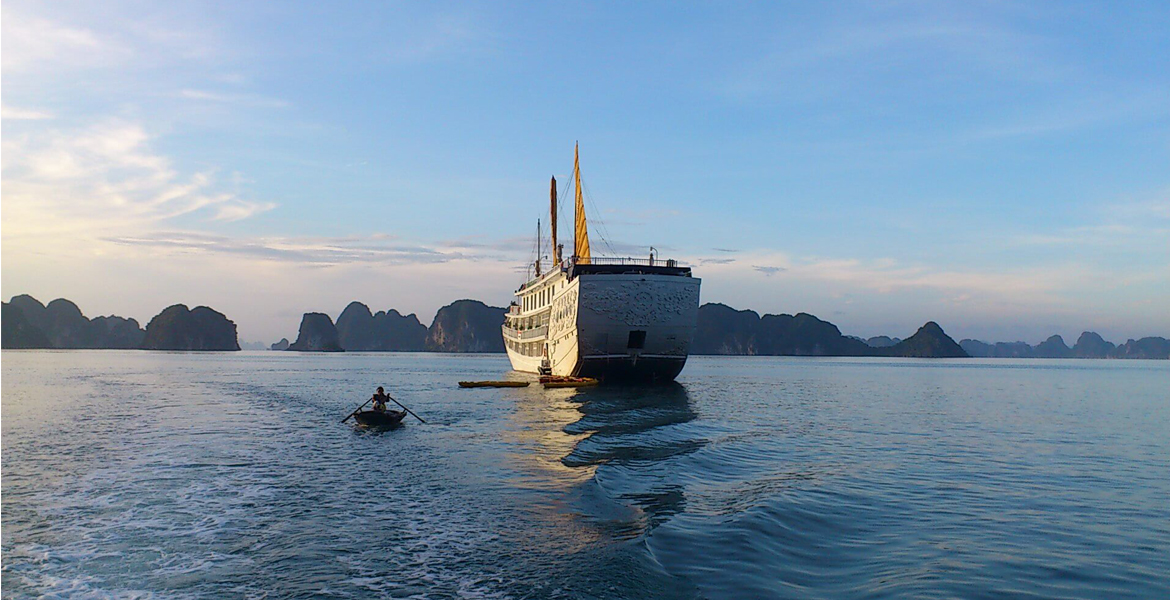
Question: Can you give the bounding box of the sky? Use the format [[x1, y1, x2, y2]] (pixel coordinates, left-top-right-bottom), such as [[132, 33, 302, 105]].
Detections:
[[2, 1, 1168, 345]]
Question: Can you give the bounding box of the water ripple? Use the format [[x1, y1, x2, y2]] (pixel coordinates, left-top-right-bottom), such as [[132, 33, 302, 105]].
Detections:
[[3, 352, 1169, 599]]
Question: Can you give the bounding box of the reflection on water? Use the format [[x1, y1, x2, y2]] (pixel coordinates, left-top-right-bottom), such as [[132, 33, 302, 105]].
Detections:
[[563, 383, 700, 466], [560, 383, 700, 534]]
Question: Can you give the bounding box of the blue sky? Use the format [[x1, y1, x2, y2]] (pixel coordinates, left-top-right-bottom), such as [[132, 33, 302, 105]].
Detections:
[[3, 1, 1168, 344]]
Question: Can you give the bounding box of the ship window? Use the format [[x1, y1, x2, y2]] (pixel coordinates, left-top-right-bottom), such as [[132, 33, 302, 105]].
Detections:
[[627, 330, 647, 349]]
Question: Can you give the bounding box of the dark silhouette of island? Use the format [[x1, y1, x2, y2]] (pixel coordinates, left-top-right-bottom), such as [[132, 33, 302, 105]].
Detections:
[[866, 336, 902, 348], [5, 295, 144, 348], [692, 303, 966, 357], [960, 331, 1169, 360], [1072, 332, 1114, 358], [1034, 335, 1073, 358], [5, 293, 1165, 359], [425, 299, 507, 352], [1110, 337, 1170, 359], [1, 295, 241, 351], [287, 313, 344, 352], [335, 302, 428, 351], [886, 322, 967, 358], [2, 302, 52, 348], [285, 299, 506, 353], [141, 304, 240, 351]]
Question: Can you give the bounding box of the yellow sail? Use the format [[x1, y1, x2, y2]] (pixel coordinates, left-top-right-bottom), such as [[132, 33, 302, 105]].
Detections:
[[573, 143, 591, 262]]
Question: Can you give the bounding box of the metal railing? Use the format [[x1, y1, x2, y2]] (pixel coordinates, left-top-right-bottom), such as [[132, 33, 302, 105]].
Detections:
[[575, 257, 683, 267], [517, 256, 688, 291], [502, 324, 548, 341]]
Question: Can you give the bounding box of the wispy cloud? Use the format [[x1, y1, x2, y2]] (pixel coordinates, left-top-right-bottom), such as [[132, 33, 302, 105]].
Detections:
[[752, 265, 785, 276], [0, 7, 124, 72], [695, 250, 1088, 307], [100, 231, 476, 266], [1013, 190, 1170, 248], [179, 89, 290, 109], [2, 119, 275, 239], [1, 105, 54, 120]]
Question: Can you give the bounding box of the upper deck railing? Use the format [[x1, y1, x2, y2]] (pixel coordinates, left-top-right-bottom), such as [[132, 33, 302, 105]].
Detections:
[[517, 256, 690, 291], [501, 324, 548, 341], [574, 257, 684, 267]]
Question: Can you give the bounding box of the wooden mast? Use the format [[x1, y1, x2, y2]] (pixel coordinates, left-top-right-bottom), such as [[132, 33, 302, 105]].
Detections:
[[550, 176, 559, 266]]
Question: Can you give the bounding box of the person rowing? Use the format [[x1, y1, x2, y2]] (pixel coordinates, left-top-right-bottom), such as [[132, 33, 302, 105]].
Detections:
[[371, 386, 390, 413]]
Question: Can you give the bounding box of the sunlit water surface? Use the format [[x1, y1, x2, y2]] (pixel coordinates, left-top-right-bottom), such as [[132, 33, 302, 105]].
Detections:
[[3, 351, 1168, 599]]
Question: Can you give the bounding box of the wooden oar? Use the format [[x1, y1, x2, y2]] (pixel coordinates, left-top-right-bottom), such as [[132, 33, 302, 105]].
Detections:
[[387, 394, 426, 424], [341, 397, 373, 423]]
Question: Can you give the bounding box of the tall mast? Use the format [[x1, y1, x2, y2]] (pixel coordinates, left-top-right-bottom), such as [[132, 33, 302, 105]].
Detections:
[[535, 219, 542, 277], [550, 176, 559, 266], [573, 142, 591, 262]]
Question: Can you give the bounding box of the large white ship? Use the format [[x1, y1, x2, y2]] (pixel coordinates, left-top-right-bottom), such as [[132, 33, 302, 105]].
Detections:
[[503, 145, 701, 382]]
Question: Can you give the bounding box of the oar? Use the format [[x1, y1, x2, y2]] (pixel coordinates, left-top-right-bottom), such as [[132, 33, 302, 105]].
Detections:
[[341, 397, 373, 423], [387, 394, 426, 424]]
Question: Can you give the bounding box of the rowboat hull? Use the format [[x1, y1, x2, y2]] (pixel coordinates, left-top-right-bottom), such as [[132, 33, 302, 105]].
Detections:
[[353, 410, 406, 428]]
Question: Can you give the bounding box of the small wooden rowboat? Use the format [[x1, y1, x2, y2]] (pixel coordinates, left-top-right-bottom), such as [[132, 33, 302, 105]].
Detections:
[[541, 377, 600, 388], [458, 381, 531, 388], [353, 409, 407, 428]]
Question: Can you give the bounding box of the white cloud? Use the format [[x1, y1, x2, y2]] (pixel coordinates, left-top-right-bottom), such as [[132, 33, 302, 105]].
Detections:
[[1, 105, 54, 120], [1, 120, 275, 241], [0, 7, 129, 72]]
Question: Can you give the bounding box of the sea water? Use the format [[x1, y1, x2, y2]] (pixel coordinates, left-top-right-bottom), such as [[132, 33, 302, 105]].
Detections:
[[2, 351, 1168, 599]]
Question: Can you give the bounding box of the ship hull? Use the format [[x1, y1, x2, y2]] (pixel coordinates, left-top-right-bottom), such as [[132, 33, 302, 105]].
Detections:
[[575, 355, 688, 382], [507, 271, 700, 383]]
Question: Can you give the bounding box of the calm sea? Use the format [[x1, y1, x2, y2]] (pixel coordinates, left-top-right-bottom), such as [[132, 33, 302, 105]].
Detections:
[[3, 351, 1168, 599]]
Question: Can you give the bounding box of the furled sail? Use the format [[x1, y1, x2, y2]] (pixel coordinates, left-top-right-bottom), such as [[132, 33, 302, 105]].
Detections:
[[573, 143, 591, 262]]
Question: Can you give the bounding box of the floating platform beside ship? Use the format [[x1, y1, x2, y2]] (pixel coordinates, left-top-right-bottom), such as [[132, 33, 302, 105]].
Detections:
[[502, 145, 701, 383]]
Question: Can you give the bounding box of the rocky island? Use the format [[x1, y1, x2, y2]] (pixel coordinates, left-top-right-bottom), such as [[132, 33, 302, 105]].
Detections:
[[692, 303, 966, 357], [141, 304, 240, 351], [335, 302, 428, 351], [881, 322, 967, 358], [287, 313, 343, 352], [960, 331, 1170, 359], [4, 293, 1165, 359], [5, 295, 144, 349], [425, 300, 507, 353], [2, 301, 52, 349]]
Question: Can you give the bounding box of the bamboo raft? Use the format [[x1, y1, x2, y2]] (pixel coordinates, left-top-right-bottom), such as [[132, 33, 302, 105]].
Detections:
[[540, 377, 600, 389], [458, 381, 531, 388]]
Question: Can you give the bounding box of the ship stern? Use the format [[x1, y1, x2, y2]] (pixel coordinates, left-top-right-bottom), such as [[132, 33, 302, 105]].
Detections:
[[571, 273, 700, 382]]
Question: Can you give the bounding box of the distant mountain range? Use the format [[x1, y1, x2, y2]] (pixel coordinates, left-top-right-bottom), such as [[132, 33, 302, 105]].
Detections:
[[960, 332, 1170, 360], [5, 294, 1166, 359], [2, 295, 239, 351], [285, 300, 505, 353], [692, 303, 966, 357]]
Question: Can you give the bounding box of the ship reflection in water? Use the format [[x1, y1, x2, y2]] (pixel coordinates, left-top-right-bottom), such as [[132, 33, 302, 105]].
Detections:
[[559, 383, 702, 535]]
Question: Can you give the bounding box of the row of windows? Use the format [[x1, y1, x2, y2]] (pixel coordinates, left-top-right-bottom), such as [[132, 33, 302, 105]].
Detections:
[[522, 284, 557, 312], [506, 339, 545, 357], [507, 312, 548, 330]]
